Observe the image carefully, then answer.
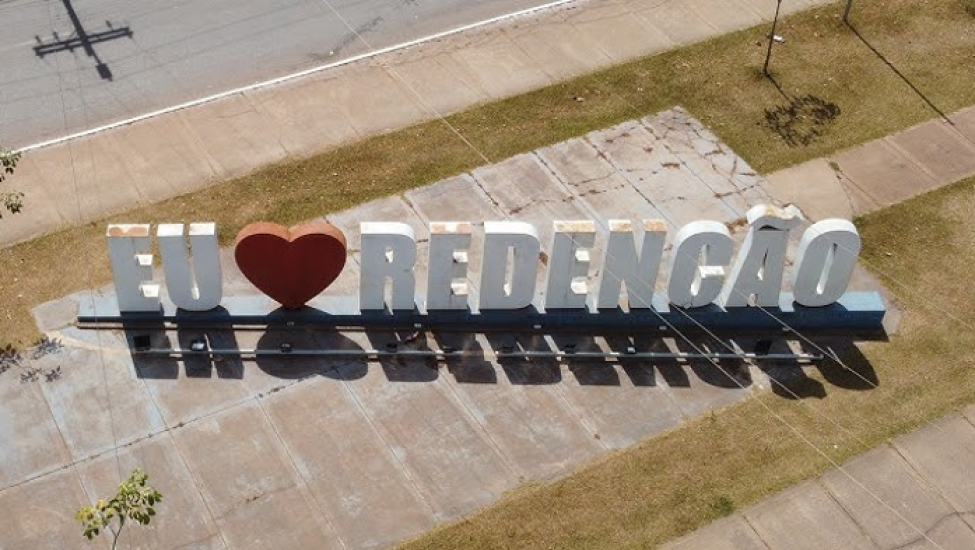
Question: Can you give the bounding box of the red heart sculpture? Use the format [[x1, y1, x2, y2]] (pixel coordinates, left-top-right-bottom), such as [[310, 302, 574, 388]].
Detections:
[[234, 221, 348, 309]]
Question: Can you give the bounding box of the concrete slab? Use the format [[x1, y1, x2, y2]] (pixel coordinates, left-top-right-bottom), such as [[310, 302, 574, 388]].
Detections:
[[0, 467, 91, 549], [589, 120, 738, 226], [336, 361, 518, 519], [318, 65, 427, 138], [822, 445, 975, 550], [472, 152, 592, 247], [441, 356, 605, 480], [549, 346, 686, 449], [263, 375, 435, 549], [661, 514, 768, 550], [108, 113, 222, 195], [832, 140, 939, 208], [178, 93, 290, 180], [506, 21, 615, 79], [0, 374, 71, 489], [136, 346, 251, 428], [77, 434, 225, 550], [685, 0, 763, 33], [893, 414, 975, 527], [745, 480, 878, 550], [765, 158, 854, 221], [0, 154, 69, 243], [29, 137, 143, 226], [566, 3, 676, 63], [249, 76, 363, 157], [449, 32, 553, 100], [538, 137, 669, 229], [384, 52, 491, 117], [949, 106, 975, 143], [887, 120, 975, 184], [630, 1, 718, 47], [172, 402, 340, 549], [38, 347, 165, 462]]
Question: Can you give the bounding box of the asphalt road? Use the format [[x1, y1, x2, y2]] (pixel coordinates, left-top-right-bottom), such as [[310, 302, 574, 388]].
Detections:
[[0, 0, 558, 148]]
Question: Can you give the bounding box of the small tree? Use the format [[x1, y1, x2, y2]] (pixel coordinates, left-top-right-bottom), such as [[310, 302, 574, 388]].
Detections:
[[0, 147, 23, 219], [76, 469, 163, 550]]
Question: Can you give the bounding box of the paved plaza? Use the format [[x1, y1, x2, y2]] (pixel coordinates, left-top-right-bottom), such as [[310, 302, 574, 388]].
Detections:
[[2, 109, 883, 549]]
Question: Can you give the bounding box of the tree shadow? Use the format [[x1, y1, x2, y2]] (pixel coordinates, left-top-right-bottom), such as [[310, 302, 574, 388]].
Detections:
[[762, 73, 842, 148]]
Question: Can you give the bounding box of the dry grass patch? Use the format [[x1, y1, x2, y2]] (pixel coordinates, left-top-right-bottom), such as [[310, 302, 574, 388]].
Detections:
[[2, 0, 974, 349], [394, 177, 975, 549]]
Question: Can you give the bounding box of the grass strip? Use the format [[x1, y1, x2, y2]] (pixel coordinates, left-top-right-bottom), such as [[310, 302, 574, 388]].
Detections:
[[2, 0, 973, 352]]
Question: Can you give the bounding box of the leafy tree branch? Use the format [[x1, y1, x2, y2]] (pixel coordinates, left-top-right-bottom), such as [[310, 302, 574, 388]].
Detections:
[[0, 147, 23, 219], [76, 468, 163, 550]]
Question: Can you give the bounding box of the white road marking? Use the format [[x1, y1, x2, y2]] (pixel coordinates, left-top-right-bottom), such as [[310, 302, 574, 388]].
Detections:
[[17, 0, 578, 153]]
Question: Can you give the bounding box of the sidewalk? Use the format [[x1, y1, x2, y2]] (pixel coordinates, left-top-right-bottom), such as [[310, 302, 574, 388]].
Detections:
[[0, 0, 830, 247], [663, 406, 975, 550], [765, 109, 975, 221]]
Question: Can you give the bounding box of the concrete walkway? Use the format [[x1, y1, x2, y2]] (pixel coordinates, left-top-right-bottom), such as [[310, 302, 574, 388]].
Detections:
[[0, 0, 831, 247], [766, 108, 975, 221], [663, 407, 975, 550]]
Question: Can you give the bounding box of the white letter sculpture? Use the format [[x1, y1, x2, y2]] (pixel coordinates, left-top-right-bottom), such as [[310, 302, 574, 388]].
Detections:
[[667, 221, 733, 308], [360, 222, 417, 311], [545, 221, 596, 309], [426, 222, 472, 311], [107, 224, 160, 313], [720, 205, 802, 307], [596, 220, 666, 310], [792, 219, 861, 307], [157, 223, 223, 311], [479, 221, 540, 310]]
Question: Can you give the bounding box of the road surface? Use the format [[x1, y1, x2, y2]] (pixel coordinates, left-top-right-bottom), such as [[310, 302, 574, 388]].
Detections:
[[0, 0, 561, 148]]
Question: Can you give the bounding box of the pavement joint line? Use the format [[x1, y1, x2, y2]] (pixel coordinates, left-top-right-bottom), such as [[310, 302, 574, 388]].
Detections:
[[335, 367, 442, 522], [14, 0, 581, 155], [254, 396, 350, 550]]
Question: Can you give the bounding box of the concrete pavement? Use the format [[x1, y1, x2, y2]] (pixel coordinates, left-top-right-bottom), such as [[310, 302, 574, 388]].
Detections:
[[765, 108, 975, 221], [0, 0, 832, 247], [3, 108, 882, 549], [663, 409, 975, 550]]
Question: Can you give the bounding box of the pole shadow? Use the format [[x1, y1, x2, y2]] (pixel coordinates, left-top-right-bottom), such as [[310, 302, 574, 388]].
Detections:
[[846, 22, 951, 123], [33, 0, 133, 81]]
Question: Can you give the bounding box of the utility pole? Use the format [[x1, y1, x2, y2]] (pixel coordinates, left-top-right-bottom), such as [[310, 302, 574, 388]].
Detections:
[[844, 0, 854, 23], [763, 0, 784, 76]]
